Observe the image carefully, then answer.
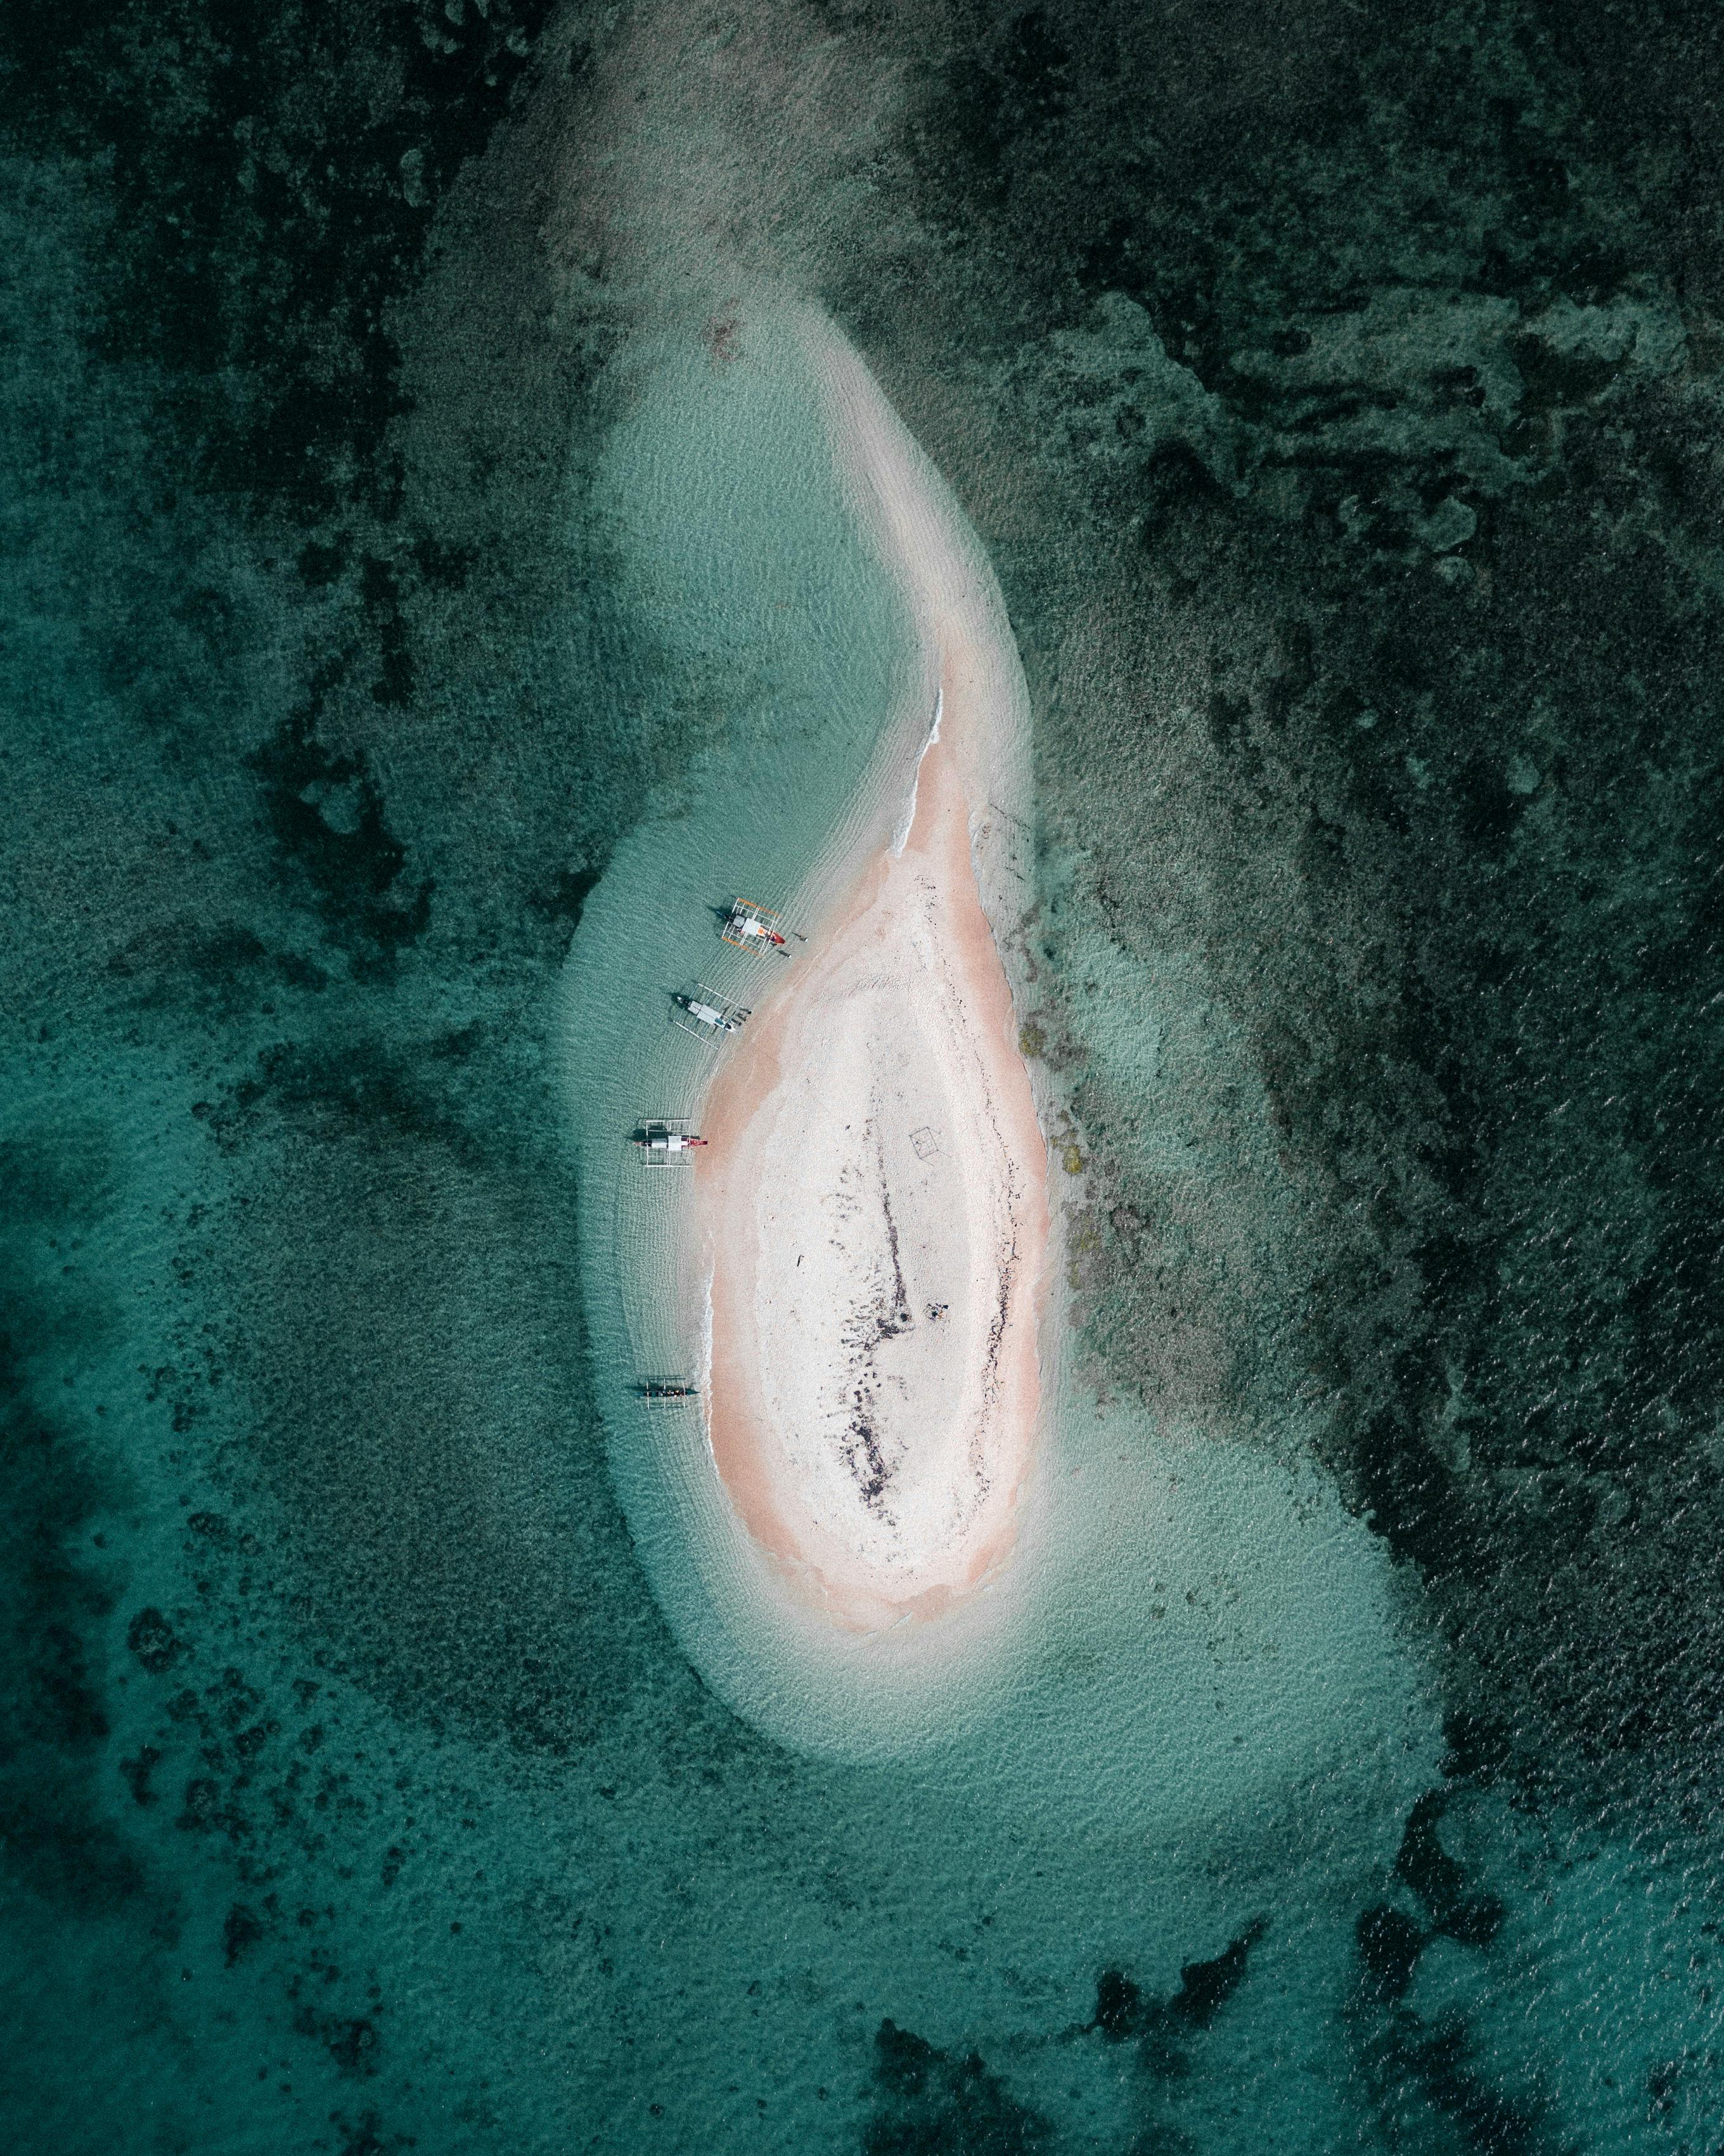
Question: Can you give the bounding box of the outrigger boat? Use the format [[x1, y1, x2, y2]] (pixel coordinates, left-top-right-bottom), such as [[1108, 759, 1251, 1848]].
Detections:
[[672, 984, 751, 1041], [632, 1118, 707, 1161], [637, 1379, 697, 1402], [722, 898, 800, 955]]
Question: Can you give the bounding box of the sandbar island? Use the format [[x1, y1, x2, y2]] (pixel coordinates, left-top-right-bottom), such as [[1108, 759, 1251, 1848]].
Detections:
[[696, 328, 1049, 1631]]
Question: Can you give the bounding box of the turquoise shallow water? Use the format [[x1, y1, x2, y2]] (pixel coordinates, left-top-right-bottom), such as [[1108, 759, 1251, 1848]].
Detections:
[[555, 309, 941, 1742], [13, 3, 1724, 2148], [557, 306, 1430, 1794], [550, 301, 1439, 2115]]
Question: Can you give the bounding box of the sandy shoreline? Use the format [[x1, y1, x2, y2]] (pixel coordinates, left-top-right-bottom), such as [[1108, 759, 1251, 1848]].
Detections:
[[695, 320, 1048, 1631]]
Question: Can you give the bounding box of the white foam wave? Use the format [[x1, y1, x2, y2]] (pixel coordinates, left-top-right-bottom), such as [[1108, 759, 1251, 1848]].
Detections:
[[889, 686, 943, 858]]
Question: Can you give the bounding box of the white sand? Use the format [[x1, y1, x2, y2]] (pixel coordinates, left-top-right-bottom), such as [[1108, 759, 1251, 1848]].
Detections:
[[696, 318, 1048, 1631]]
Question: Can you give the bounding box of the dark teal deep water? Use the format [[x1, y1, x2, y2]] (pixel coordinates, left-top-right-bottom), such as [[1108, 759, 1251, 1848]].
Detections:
[[8, 2, 1724, 2149]]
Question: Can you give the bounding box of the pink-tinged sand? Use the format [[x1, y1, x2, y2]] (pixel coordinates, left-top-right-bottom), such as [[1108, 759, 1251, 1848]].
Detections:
[[697, 666, 1048, 1630]]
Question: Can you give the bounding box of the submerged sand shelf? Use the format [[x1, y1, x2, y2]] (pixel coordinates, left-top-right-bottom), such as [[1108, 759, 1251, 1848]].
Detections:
[[558, 297, 1050, 1684], [558, 305, 1429, 1783]]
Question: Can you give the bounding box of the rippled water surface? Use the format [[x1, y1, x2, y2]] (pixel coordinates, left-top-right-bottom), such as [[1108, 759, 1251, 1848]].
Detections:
[[8, 3, 1724, 2150]]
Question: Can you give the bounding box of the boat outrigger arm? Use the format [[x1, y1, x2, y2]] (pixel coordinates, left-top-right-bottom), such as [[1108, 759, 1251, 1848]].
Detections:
[[672, 984, 752, 1040], [633, 1118, 707, 1159], [722, 898, 798, 953]]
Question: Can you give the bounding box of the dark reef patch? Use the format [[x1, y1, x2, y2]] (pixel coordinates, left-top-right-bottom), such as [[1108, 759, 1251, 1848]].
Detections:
[[202, 1033, 488, 1167], [1, 0, 556, 522], [0, 0, 670, 2138], [0, 1146, 138, 1913], [906, 0, 1724, 1816], [331, 2114, 415, 2156], [865, 2017, 1051, 2155], [1088, 1916, 1269, 2075], [1396, 1792, 1505, 1949], [7, 0, 1724, 2145], [106, 920, 330, 1014], [1361, 2008, 1548, 2156], [252, 712, 432, 964], [1166, 1916, 1268, 2029], [222, 1901, 265, 1966], [529, 865, 604, 937], [125, 1606, 190, 1678], [1356, 1905, 1424, 2006]]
